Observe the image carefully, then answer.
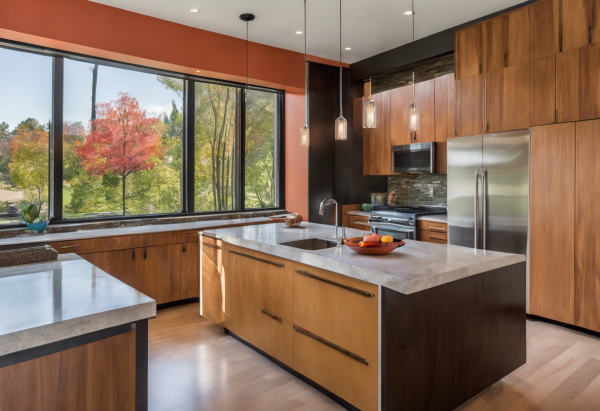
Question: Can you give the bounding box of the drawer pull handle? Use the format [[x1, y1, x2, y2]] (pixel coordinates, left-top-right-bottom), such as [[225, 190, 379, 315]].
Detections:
[[203, 243, 221, 249], [260, 309, 283, 323], [429, 227, 446, 231], [431, 234, 446, 240], [59, 244, 80, 249], [293, 326, 368, 365], [295, 269, 374, 297], [229, 250, 284, 267]]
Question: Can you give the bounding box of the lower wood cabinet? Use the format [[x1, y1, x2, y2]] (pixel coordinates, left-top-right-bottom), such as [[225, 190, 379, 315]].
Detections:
[[95, 248, 137, 289], [181, 242, 200, 300], [199, 237, 223, 324], [418, 220, 448, 244], [254, 306, 294, 367]]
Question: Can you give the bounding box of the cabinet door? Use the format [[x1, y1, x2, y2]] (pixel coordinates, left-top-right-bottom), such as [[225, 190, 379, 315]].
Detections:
[[135, 244, 181, 304], [253, 251, 293, 322], [455, 23, 486, 80], [486, 7, 530, 72], [390, 85, 413, 146], [199, 237, 224, 324], [363, 92, 392, 175], [254, 306, 294, 367], [223, 244, 255, 343], [530, 55, 557, 126], [530, 123, 575, 325], [530, 0, 560, 60], [575, 120, 600, 332], [95, 249, 137, 288], [181, 242, 200, 300], [560, 0, 600, 53], [413, 79, 435, 143], [434, 74, 455, 173], [485, 63, 530, 133], [456, 74, 484, 137], [557, 43, 600, 122]]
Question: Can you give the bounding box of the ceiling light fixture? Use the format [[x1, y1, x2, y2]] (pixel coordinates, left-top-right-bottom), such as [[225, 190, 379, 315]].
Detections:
[[335, 0, 347, 141], [404, 10, 414, 15], [239, 13, 255, 93], [190, 8, 199, 13], [300, 0, 310, 146], [408, 0, 420, 134], [363, 76, 377, 129], [345, 47, 352, 50]]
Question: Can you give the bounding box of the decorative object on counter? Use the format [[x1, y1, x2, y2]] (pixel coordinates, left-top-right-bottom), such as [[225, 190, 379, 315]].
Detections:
[[285, 214, 303, 227], [0, 245, 58, 268], [334, 0, 347, 141], [344, 236, 405, 255], [21, 202, 48, 234], [371, 193, 386, 206], [300, 0, 310, 146], [362, 203, 374, 212], [387, 191, 397, 206]]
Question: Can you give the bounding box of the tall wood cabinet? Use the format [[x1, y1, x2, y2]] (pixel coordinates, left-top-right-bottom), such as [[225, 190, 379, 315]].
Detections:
[[455, 23, 486, 80], [529, 0, 560, 60], [456, 74, 484, 137], [560, 0, 600, 53], [530, 55, 557, 126], [485, 63, 530, 133], [485, 7, 530, 71]]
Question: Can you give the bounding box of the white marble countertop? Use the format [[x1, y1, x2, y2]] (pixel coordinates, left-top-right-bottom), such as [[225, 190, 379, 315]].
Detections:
[[0, 257, 156, 356], [204, 222, 525, 295], [0, 217, 273, 247]]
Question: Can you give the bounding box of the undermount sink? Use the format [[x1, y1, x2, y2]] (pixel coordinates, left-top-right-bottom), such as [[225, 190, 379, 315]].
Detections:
[[280, 238, 338, 250]]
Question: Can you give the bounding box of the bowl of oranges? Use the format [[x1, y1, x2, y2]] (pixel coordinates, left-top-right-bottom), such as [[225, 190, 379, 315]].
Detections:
[[344, 233, 405, 255]]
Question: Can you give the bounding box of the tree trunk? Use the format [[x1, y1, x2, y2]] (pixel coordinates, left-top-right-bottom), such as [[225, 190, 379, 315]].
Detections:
[[91, 64, 98, 124], [122, 174, 126, 216]]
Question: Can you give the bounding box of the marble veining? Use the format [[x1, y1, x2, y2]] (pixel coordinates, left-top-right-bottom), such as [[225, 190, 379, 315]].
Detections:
[[0, 259, 156, 356], [204, 223, 525, 295]]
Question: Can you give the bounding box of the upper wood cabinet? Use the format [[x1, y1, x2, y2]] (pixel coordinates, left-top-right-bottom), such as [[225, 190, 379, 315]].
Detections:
[[363, 91, 393, 176], [412, 79, 435, 143], [486, 7, 530, 72], [530, 55, 557, 126], [529, 0, 560, 60], [456, 74, 484, 137], [530, 123, 576, 325], [485, 63, 530, 133], [575, 120, 600, 332], [560, 0, 600, 53], [390, 85, 413, 146], [557, 43, 600, 122], [434, 74, 456, 174], [455, 23, 486, 80], [391, 80, 435, 144]]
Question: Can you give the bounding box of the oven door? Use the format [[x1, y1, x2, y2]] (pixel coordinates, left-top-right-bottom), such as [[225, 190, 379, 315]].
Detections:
[[370, 222, 416, 241], [392, 142, 435, 173]]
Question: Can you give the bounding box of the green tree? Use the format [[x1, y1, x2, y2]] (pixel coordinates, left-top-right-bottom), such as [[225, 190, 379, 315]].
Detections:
[[8, 124, 48, 205]]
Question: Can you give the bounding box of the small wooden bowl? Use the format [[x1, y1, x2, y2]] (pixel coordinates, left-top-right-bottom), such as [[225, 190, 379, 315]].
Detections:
[[344, 237, 405, 255]]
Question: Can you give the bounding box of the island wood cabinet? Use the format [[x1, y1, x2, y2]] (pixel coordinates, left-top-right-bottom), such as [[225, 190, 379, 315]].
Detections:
[[530, 121, 600, 333], [220, 242, 378, 411]]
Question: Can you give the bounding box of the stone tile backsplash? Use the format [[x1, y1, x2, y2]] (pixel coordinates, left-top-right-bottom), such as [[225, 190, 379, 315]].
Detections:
[[372, 174, 447, 207]]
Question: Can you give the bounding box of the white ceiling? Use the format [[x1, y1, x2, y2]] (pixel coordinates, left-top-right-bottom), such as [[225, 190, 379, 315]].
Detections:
[[90, 0, 526, 64]]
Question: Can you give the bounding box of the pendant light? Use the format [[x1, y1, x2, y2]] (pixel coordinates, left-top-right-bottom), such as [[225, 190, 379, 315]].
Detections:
[[300, 0, 310, 146], [408, 0, 420, 132], [334, 0, 347, 140], [363, 77, 377, 129], [239, 13, 255, 92]]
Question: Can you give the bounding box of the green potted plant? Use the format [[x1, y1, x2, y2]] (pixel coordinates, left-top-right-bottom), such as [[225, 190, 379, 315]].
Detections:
[[22, 202, 48, 234]]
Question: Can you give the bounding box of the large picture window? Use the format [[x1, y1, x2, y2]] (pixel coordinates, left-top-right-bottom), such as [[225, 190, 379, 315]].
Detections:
[[0, 43, 283, 226]]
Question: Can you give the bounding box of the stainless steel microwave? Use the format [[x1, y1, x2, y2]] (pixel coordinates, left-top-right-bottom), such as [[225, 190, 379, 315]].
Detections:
[[392, 142, 435, 173]]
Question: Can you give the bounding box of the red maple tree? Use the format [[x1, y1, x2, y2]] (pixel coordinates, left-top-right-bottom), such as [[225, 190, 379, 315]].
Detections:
[[77, 92, 163, 215]]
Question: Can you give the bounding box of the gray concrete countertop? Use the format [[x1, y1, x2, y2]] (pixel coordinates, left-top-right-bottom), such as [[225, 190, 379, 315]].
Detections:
[[0, 217, 273, 248], [203, 222, 525, 295], [0, 258, 156, 356]]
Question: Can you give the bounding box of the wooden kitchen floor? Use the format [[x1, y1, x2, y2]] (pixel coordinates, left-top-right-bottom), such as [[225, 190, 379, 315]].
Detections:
[[149, 303, 600, 411]]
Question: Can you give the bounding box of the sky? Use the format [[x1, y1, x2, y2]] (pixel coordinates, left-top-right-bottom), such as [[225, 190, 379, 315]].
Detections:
[[0, 46, 183, 132]]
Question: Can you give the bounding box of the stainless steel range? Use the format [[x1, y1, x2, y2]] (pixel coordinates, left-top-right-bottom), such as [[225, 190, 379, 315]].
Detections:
[[368, 206, 446, 241]]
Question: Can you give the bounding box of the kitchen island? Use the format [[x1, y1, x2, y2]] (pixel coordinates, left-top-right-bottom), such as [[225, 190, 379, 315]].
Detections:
[[201, 222, 526, 411], [0, 255, 156, 411]]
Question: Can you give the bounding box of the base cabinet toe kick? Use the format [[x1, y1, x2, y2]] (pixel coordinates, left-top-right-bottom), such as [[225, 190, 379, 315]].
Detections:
[[203, 241, 526, 411]]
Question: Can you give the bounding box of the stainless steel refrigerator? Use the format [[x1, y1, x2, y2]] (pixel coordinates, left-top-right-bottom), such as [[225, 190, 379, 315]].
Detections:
[[447, 129, 529, 256]]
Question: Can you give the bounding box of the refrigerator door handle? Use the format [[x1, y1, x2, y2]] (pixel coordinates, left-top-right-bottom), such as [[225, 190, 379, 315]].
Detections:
[[481, 168, 487, 251], [474, 168, 480, 249]]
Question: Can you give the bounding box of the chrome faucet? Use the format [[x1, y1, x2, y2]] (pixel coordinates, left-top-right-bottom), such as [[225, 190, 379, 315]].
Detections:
[[319, 199, 340, 244]]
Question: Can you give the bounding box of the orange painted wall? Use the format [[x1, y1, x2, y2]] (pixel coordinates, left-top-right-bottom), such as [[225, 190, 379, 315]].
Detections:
[[0, 0, 332, 217]]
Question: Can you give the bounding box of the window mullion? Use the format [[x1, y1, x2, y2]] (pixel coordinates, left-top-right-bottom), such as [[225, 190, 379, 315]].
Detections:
[[237, 87, 245, 211], [184, 80, 195, 214], [50, 56, 64, 222]]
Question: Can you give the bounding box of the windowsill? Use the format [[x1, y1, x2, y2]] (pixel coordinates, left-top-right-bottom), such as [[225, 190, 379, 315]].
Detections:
[[0, 209, 287, 242]]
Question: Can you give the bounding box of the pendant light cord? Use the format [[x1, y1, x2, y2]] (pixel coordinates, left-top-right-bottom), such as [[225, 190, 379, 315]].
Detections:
[[339, 0, 343, 117], [304, 0, 308, 124], [412, 0, 415, 101], [246, 20, 249, 90]]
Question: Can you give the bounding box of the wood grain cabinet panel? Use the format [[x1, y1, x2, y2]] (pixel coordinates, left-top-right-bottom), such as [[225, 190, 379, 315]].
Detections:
[[434, 74, 453, 174], [420, 230, 448, 244], [254, 306, 294, 367], [530, 0, 560, 60], [455, 23, 486, 80], [390, 85, 413, 146], [253, 251, 293, 323], [293, 264, 378, 363], [557, 43, 600, 122], [560, 0, 600, 53], [95, 231, 180, 253], [530, 55, 557, 126], [363, 92, 393, 175], [181, 242, 200, 300], [575, 120, 600, 332], [412, 79, 435, 143], [200, 237, 224, 324], [530, 123, 575, 324], [485, 63, 530, 133], [50, 239, 95, 255], [95, 249, 137, 289], [135, 244, 181, 304], [456, 74, 484, 137], [223, 243, 256, 343], [486, 7, 530, 72]]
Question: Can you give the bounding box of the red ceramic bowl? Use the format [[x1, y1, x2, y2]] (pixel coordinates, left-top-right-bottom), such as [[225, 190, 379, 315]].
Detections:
[[344, 237, 405, 255]]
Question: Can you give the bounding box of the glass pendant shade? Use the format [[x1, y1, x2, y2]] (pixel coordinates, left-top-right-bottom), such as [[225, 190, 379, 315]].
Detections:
[[300, 124, 310, 146], [408, 101, 420, 131], [363, 98, 377, 128], [335, 116, 347, 140]]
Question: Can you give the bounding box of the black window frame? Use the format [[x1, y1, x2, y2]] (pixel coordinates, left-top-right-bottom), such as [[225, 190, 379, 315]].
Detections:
[[0, 39, 285, 227]]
